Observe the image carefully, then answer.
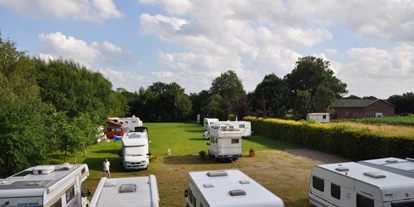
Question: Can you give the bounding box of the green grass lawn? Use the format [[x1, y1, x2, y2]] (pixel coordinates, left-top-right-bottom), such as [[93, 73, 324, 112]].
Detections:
[[49, 122, 313, 207]]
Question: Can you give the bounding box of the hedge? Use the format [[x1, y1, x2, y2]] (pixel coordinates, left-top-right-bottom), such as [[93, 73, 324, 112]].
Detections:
[[244, 116, 414, 160]]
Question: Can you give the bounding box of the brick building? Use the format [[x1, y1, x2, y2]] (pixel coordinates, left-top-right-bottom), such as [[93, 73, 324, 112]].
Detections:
[[331, 99, 395, 119]]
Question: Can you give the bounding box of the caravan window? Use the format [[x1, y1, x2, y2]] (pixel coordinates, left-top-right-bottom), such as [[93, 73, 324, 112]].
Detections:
[[357, 194, 374, 207], [239, 124, 245, 128], [231, 139, 239, 144], [312, 176, 324, 192], [200, 202, 205, 207], [392, 201, 414, 207], [188, 188, 193, 204], [51, 198, 62, 207], [331, 183, 340, 199], [66, 185, 75, 204]]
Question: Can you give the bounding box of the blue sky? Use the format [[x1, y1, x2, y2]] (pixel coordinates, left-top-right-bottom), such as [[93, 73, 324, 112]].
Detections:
[[1, 0, 414, 99]]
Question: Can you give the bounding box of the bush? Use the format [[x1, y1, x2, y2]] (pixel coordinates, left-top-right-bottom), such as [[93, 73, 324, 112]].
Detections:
[[244, 116, 414, 160]]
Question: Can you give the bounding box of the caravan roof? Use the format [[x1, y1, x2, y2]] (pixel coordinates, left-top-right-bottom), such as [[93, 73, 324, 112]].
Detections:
[[89, 175, 159, 207], [188, 169, 284, 207], [358, 157, 414, 179], [316, 162, 414, 201], [0, 164, 89, 197], [122, 138, 147, 147]]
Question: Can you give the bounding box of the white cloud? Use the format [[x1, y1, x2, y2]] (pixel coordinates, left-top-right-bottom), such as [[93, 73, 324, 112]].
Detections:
[[0, 0, 124, 21], [325, 49, 337, 55], [37, 32, 129, 67], [97, 68, 152, 92], [38, 53, 54, 62]]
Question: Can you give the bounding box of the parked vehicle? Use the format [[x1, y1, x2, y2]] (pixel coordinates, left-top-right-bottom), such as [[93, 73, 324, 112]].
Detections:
[[104, 120, 124, 139], [207, 127, 242, 161], [211, 121, 252, 137], [120, 137, 151, 170], [0, 163, 91, 207], [184, 169, 285, 207], [309, 158, 414, 207], [109, 115, 143, 133], [89, 175, 159, 207], [203, 118, 219, 130]]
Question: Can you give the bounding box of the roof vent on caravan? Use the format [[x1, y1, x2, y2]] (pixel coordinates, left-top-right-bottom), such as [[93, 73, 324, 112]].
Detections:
[[26, 181, 45, 186], [203, 183, 214, 188], [363, 171, 386, 178], [32, 166, 55, 175], [104, 182, 117, 187], [335, 167, 349, 172], [60, 163, 73, 170], [120, 184, 137, 193], [239, 180, 250, 184], [207, 171, 228, 177], [385, 159, 398, 163], [229, 189, 246, 196]]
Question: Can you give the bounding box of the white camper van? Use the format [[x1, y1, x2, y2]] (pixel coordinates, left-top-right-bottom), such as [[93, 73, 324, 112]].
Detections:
[[309, 160, 414, 207], [0, 163, 91, 207], [207, 127, 242, 161], [204, 118, 219, 130], [109, 115, 143, 133], [89, 175, 159, 207], [210, 121, 252, 137], [184, 169, 285, 207], [120, 138, 151, 170]]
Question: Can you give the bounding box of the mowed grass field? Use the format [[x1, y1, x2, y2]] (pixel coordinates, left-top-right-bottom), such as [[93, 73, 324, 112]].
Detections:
[[50, 122, 321, 207]]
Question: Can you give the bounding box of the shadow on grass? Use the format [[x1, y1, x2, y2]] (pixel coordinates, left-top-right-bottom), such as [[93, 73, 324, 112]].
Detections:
[[188, 137, 208, 141], [92, 149, 121, 154], [163, 155, 231, 165]]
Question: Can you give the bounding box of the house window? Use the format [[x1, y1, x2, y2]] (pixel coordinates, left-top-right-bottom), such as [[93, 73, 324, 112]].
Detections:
[[331, 183, 341, 199], [51, 199, 62, 207], [239, 124, 245, 128], [231, 139, 239, 144], [323, 115, 326, 119], [312, 176, 324, 192], [354, 112, 358, 117], [345, 112, 350, 117], [357, 194, 374, 207], [365, 112, 369, 117], [66, 185, 75, 204]]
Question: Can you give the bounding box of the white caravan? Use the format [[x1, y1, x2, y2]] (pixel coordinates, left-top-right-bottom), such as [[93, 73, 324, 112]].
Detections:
[[309, 160, 414, 207], [207, 127, 242, 161], [184, 169, 285, 207], [89, 175, 159, 207], [109, 115, 143, 133], [0, 163, 91, 207], [120, 138, 150, 170], [306, 113, 330, 123], [210, 121, 252, 137], [203, 118, 219, 130]]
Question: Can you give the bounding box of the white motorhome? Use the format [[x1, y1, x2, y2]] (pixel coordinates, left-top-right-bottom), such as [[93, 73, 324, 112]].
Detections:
[[109, 115, 143, 133], [309, 160, 414, 207], [306, 113, 330, 123], [184, 169, 285, 207], [207, 127, 242, 161], [211, 121, 252, 137], [0, 163, 91, 207], [120, 138, 151, 170], [89, 175, 159, 207], [203, 118, 219, 130]]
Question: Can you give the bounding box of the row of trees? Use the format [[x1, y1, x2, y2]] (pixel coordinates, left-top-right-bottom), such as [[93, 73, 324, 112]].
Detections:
[[0, 33, 128, 177]]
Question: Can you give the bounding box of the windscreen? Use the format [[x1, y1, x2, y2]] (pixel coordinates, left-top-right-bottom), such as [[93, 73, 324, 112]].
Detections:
[[124, 146, 146, 156]]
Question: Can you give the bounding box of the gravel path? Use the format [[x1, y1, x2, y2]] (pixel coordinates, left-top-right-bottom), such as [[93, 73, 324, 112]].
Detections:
[[285, 148, 351, 164]]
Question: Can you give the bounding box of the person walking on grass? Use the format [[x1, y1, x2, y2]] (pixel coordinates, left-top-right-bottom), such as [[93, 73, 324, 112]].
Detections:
[[103, 159, 110, 177]]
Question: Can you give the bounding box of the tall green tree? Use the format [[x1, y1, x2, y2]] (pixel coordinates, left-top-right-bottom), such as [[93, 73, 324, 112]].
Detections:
[[388, 92, 414, 114], [292, 90, 312, 119], [210, 70, 246, 112], [0, 33, 52, 177], [284, 56, 347, 115], [313, 85, 336, 112], [252, 73, 288, 117]]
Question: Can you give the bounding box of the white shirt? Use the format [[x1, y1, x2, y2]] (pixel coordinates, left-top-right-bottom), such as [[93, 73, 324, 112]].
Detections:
[[103, 161, 110, 171]]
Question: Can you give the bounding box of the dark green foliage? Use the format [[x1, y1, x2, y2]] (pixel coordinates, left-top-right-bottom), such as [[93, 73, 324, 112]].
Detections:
[[388, 92, 414, 114], [244, 117, 414, 160]]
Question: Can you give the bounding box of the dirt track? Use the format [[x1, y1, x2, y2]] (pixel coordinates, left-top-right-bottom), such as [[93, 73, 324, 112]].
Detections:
[[285, 148, 351, 164]]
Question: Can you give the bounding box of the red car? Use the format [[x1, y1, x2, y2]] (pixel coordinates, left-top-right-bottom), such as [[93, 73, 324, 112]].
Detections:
[[104, 120, 124, 139]]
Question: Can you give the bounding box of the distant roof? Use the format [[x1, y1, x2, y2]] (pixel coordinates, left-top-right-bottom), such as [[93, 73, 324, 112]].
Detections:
[[331, 99, 395, 108]]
